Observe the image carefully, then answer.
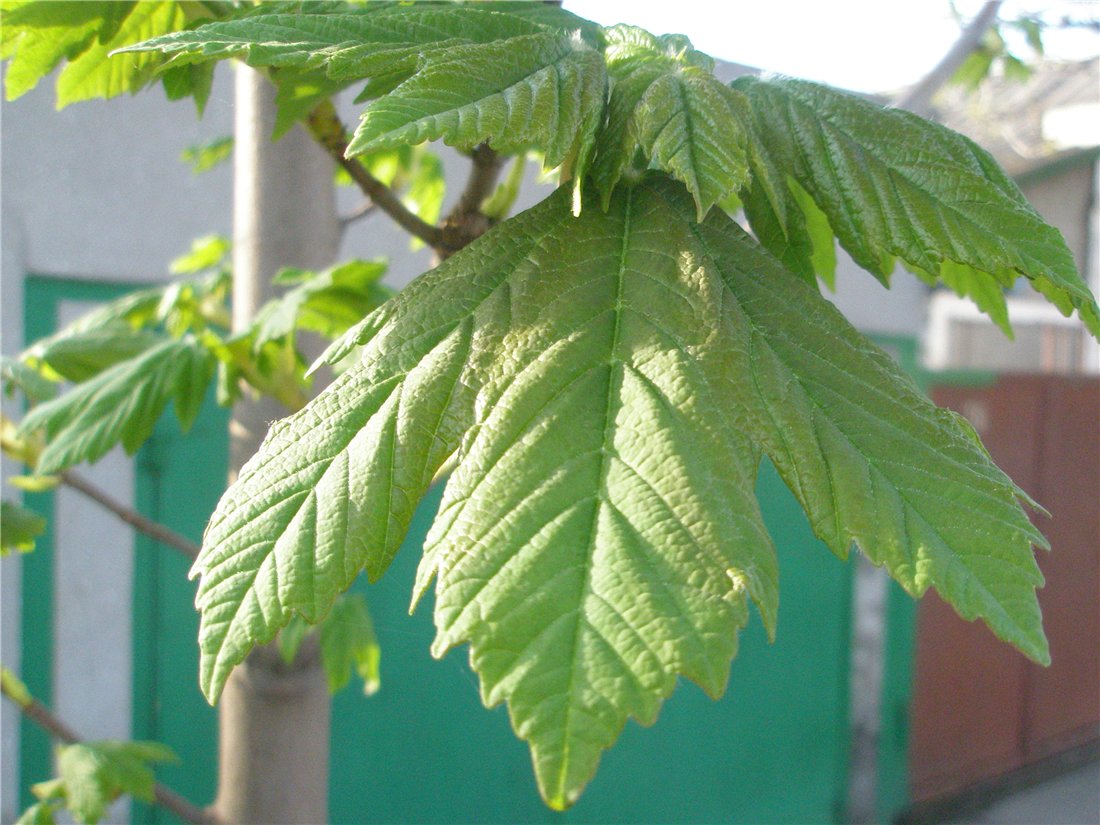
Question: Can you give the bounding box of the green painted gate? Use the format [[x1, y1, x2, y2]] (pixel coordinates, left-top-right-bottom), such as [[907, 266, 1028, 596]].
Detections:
[[19, 275, 225, 821], [20, 275, 864, 823]]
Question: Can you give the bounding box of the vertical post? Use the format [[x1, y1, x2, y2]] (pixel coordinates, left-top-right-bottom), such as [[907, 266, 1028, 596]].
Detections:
[[212, 65, 339, 825]]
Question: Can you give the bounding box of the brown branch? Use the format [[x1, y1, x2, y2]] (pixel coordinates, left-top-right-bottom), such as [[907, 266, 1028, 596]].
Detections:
[[897, 0, 1003, 117], [439, 144, 505, 258], [339, 200, 378, 230], [1, 674, 220, 825], [59, 471, 201, 562], [305, 102, 446, 251]]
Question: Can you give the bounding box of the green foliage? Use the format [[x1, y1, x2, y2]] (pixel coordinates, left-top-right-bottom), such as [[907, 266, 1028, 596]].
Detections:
[[1, 356, 57, 403], [19, 336, 215, 475], [7, 1, 1100, 813], [345, 30, 605, 203], [256, 260, 390, 349], [0, 1, 222, 108], [180, 135, 233, 174], [734, 76, 1100, 335], [193, 175, 1057, 806], [480, 152, 529, 222], [951, 11, 1045, 90], [18, 251, 230, 387], [14, 800, 56, 825], [9, 230, 391, 473], [280, 593, 381, 695], [25, 326, 167, 385], [26, 740, 177, 825], [337, 145, 446, 242], [592, 26, 750, 220], [121, 4, 607, 205], [1, 500, 47, 555], [169, 234, 231, 274]]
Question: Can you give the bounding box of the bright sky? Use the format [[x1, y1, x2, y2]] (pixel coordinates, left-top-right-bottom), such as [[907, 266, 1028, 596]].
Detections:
[[565, 1, 1100, 93]]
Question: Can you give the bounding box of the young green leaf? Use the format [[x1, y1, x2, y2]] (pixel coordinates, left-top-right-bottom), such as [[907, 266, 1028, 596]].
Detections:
[[19, 337, 215, 475], [54, 741, 176, 825], [592, 26, 752, 220], [115, 0, 556, 119], [319, 593, 381, 695], [169, 234, 230, 274], [346, 30, 607, 211], [193, 195, 559, 702], [734, 76, 1100, 336], [192, 177, 778, 804], [118, 5, 548, 78], [14, 800, 57, 825], [403, 150, 445, 245], [54, 2, 188, 107], [194, 174, 1054, 808], [1, 356, 57, 403], [22, 324, 165, 384], [277, 594, 381, 696], [1, 665, 34, 708], [666, 181, 1050, 665], [252, 260, 390, 351], [1, 1, 135, 100], [118, 4, 607, 202], [1, 500, 47, 555], [0, 1, 214, 108]]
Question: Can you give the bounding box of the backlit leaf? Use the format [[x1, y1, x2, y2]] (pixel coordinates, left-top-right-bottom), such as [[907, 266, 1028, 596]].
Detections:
[[192, 174, 1048, 808], [122, 5, 607, 203], [1, 500, 47, 555], [19, 337, 215, 475], [54, 740, 176, 825], [55, 2, 187, 107], [1, 1, 135, 100], [734, 75, 1100, 336], [592, 26, 751, 220]]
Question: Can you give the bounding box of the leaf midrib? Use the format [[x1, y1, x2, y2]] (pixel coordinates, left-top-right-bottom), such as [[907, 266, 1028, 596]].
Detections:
[[552, 187, 634, 805]]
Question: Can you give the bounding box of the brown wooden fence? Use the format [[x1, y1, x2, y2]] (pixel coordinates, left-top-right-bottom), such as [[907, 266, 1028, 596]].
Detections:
[[910, 375, 1099, 802]]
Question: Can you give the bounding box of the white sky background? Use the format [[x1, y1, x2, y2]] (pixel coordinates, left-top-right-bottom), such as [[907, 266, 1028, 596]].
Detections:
[[564, 1, 1100, 94]]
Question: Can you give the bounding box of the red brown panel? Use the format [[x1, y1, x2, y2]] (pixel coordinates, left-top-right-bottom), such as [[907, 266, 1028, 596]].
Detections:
[[910, 376, 1100, 802], [910, 379, 1042, 801], [1023, 378, 1100, 760], [909, 588, 1030, 800]]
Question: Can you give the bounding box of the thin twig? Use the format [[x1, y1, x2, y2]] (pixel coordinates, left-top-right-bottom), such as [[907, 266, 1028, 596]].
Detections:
[[1, 675, 220, 825], [439, 143, 505, 258], [305, 102, 446, 251], [59, 470, 202, 562], [448, 144, 504, 225], [339, 200, 378, 229]]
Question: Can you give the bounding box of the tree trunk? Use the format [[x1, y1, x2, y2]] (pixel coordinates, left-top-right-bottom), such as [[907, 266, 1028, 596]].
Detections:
[[212, 65, 339, 825]]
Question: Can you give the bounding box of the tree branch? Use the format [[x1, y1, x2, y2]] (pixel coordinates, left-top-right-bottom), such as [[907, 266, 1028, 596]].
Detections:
[[339, 200, 378, 230], [305, 102, 446, 252], [59, 471, 201, 562], [897, 1, 1003, 117], [1, 670, 220, 825], [439, 144, 505, 258]]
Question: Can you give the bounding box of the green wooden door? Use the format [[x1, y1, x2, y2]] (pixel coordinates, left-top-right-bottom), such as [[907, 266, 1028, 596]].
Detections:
[[19, 275, 225, 820]]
